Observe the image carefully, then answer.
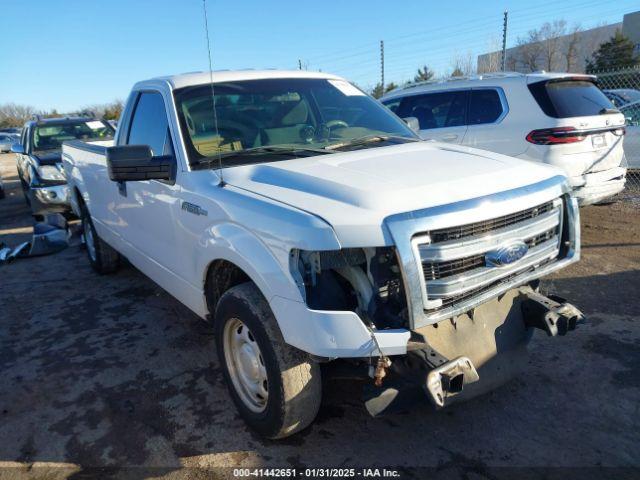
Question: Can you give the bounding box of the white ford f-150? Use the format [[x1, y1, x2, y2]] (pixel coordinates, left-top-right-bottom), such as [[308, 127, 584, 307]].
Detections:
[[63, 70, 583, 439]]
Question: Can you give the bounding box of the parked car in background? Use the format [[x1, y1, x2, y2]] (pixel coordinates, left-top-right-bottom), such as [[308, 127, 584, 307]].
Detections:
[[63, 70, 582, 439], [0, 127, 22, 135], [381, 72, 627, 205], [620, 100, 640, 170], [0, 133, 18, 153], [12, 115, 115, 218], [604, 88, 640, 108]]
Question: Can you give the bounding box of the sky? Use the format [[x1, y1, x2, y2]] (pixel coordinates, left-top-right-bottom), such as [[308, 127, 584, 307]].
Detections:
[[1, 0, 638, 112]]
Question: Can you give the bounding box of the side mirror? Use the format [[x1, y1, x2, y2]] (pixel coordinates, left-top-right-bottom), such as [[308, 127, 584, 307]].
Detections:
[[106, 145, 174, 182], [403, 117, 420, 132], [11, 144, 25, 154], [625, 116, 633, 125]]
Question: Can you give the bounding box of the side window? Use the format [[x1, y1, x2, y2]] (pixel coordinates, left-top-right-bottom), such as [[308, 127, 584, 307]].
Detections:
[[398, 91, 467, 130], [468, 89, 504, 125], [127, 92, 170, 156], [382, 98, 401, 115]]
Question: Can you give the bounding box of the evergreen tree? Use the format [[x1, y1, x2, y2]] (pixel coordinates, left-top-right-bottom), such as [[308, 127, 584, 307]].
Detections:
[[586, 30, 639, 72], [414, 65, 435, 83]]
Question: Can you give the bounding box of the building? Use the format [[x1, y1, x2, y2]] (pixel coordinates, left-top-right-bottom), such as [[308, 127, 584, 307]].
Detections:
[[477, 11, 640, 74]]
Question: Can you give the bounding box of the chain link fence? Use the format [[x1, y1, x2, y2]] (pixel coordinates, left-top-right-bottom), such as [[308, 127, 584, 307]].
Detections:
[[594, 66, 640, 204]]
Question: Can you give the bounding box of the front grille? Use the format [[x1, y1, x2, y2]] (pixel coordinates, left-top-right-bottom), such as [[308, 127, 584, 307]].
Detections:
[[423, 254, 485, 281], [417, 199, 563, 313], [438, 259, 556, 310], [423, 227, 558, 281], [429, 201, 554, 243]]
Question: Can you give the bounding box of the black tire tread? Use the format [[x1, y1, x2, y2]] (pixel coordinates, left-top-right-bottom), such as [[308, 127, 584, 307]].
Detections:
[[81, 204, 120, 274], [216, 282, 321, 439]]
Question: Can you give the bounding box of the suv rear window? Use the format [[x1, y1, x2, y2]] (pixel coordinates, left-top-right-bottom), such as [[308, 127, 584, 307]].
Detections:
[[528, 80, 614, 118]]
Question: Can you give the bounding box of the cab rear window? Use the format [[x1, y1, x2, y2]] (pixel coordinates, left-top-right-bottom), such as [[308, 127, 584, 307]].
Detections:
[[528, 79, 614, 118]]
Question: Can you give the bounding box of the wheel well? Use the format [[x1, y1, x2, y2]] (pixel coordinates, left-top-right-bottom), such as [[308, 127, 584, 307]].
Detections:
[[204, 259, 252, 318]]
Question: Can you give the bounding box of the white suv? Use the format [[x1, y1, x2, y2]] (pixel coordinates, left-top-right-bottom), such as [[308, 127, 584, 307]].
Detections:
[[381, 72, 627, 205]]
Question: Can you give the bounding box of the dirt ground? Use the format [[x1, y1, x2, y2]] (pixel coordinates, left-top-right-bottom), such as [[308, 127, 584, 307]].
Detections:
[[0, 152, 639, 479]]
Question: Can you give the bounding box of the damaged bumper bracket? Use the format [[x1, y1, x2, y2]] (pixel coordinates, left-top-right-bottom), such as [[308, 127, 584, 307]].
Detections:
[[520, 287, 585, 336], [364, 343, 480, 415], [425, 356, 480, 408]]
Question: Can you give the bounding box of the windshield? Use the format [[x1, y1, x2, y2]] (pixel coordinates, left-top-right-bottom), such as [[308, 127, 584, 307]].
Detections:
[[173, 78, 417, 167], [32, 120, 115, 152], [528, 80, 615, 118]]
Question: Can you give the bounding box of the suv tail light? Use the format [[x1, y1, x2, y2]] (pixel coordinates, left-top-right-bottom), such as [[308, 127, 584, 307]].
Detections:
[[526, 127, 586, 145]]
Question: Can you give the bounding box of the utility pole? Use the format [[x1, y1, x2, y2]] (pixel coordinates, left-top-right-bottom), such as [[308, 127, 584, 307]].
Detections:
[[501, 10, 508, 71], [298, 59, 302, 70], [380, 40, 385, 91]]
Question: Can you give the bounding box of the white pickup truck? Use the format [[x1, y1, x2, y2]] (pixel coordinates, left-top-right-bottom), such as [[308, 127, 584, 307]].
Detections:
[[63, 70, 583, 439]]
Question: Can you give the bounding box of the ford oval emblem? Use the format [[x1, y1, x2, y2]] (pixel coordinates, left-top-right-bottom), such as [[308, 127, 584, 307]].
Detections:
[[486, 241, 529, 267]]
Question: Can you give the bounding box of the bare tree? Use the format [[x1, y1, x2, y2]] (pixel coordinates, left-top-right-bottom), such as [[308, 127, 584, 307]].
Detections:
[[539, 20, 567, 71], [80, 100, 125, 120], [0, 103, 38, 128], [478, 37, 502, 73], [563, 24, 583, 72], [506, 54, 518, 71], [451, 51, 476, 77], [516, 29, 544, 72]]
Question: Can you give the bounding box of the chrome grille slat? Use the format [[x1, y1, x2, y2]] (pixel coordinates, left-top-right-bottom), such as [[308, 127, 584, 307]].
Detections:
[[429, 201, 555, 243], [418, 207, 561, 262], [423, 227, 558, 281], [425, 237, 560, 298]]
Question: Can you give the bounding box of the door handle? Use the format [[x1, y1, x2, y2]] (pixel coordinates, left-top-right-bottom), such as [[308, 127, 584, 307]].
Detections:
[[441, 134, 458, 141]]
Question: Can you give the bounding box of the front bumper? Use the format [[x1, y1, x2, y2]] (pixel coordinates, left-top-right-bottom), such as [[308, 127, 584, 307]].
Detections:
[[569, 166, 626, 205], [270, 295, 411, 358], [27, 184, 71, 216], [363, 287, 584, 415]]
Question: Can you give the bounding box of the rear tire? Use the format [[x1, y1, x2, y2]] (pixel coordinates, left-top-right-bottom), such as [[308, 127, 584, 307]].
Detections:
[[214, 282, 322, 439], [80, 204, 120, 274]]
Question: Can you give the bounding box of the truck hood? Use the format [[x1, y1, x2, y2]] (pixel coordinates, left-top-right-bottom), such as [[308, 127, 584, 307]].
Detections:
[[222, 142, 564, 246], [32, 151, 62, 166]]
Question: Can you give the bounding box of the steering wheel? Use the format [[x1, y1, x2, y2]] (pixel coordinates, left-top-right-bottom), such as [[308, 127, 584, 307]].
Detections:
[[326, 120, 349, 130]]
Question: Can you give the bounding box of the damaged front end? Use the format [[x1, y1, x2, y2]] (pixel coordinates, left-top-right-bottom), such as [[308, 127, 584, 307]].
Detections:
[[293, 178, 583, 416]]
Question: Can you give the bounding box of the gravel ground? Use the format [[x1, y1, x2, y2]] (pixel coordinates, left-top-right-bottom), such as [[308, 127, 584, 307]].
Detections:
[[0, 152, 639, 479]]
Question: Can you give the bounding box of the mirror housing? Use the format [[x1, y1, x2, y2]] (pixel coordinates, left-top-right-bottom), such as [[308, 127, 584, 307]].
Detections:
[[106, 145, 174, 182], [11, 143, 25, 154], [403, 116, 420, 132]]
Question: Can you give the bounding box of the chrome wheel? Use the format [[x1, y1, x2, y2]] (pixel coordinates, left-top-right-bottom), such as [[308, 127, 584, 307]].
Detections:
[[223, 317, 268, 413], [84, 219, 97, 262]]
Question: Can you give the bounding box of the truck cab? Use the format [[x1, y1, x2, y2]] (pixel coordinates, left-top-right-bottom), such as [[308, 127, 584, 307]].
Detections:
[[62, 70, 583, 439]]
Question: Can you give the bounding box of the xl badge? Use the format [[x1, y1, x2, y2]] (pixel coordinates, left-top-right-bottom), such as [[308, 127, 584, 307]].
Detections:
[[486, 241, 528, 267]]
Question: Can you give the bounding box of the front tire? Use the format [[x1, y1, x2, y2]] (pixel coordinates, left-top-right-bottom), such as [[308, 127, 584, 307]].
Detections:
[[215, 282, 322, 439], [80, 205, 120, 274]]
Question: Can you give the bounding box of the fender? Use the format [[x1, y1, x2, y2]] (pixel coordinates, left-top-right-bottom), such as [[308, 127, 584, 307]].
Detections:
[[194, 220, 340, 312]]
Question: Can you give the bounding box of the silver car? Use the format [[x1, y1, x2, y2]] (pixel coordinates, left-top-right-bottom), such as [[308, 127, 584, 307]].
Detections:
[[621, 101, 640, 170], [0, 133, 18, 153]]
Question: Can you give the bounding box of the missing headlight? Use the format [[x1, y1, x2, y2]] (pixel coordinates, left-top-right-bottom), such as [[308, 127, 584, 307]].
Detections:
[[290, 247, 408, 328]]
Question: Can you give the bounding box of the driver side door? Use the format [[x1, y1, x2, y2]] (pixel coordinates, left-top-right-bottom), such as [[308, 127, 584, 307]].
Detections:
[[112, 91, 184, 276]]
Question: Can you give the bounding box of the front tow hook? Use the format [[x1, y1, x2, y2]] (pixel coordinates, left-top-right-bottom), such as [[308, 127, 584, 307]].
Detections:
[[520, 287, 585, 336]]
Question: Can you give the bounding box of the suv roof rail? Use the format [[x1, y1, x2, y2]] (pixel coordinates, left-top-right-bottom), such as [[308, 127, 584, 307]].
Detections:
[[395, 71, 526, 92]]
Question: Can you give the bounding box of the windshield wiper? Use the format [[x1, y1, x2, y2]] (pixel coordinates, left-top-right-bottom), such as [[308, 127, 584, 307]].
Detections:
[[324, 134, 418, 151], [195, 145, 333, 168], [599, 107, 620, 115]]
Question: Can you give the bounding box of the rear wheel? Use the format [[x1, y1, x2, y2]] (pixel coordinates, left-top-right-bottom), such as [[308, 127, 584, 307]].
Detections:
[[215, 282, 322, 439], [80, 204, 120, 274]]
